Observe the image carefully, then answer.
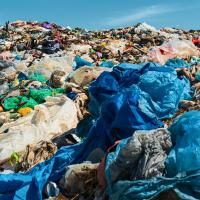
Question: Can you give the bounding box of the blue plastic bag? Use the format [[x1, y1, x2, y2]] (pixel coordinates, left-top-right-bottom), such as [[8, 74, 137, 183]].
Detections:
[[73, 56, 94, 70], [165, 110, 200, 177], [138, 66, 191, 118]]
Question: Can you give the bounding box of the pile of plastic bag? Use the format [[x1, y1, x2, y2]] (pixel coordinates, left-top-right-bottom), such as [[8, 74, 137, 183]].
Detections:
[[0, 21, 199, 200]]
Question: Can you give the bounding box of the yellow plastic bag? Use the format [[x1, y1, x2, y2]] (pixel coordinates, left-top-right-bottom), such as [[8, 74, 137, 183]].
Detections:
[[18, 107, 33, 116]]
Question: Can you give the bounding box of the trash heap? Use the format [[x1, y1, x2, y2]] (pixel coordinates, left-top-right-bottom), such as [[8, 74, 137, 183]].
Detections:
[[0, 21, 199, 200]]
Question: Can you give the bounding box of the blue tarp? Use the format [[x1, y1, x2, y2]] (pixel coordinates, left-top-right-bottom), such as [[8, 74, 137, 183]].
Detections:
[[89, 62, 191, 119], [88, 62, 154, 117], [0, 62, 192, 199]]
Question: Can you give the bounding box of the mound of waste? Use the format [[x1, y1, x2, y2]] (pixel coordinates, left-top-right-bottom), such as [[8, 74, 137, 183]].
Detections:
[[0, 21, 199, 200]]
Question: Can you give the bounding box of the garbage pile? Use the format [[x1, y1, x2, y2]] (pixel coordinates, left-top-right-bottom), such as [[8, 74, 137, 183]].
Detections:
[[0, 21, 199, 200]]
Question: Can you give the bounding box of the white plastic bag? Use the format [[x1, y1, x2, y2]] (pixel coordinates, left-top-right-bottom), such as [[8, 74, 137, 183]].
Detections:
[[68, 66, 111, 87], [28, 56, 73, 79], [0, 95, 78, 162]]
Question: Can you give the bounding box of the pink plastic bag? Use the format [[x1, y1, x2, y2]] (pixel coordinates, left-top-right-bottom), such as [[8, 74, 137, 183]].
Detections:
[[0, 51, 12, 61], [148, 39, 200, 64]]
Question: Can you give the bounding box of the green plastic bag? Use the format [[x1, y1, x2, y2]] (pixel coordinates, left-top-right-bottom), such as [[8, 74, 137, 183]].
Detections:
[[4, 96, 38, 110], [29, 89, 52, 104], [28, 73, 47, 83], [4, 88, 65, 110], [20, 97, 38, 109], [53, 88, 65, 94], [29, 88, 65, 104], [4, 97, 20, 110]]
